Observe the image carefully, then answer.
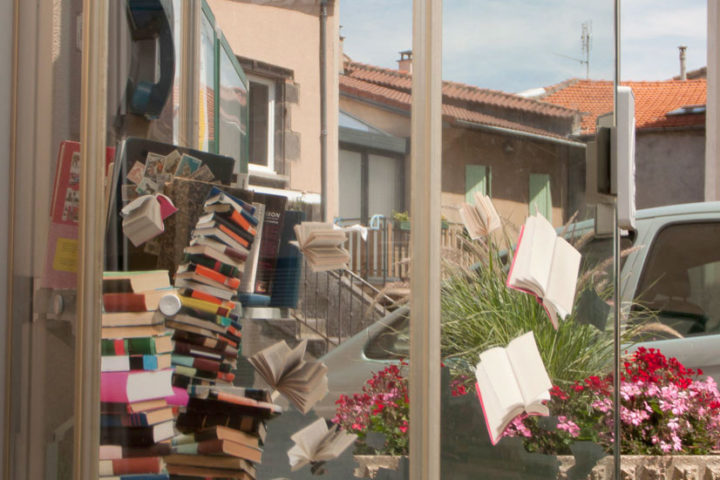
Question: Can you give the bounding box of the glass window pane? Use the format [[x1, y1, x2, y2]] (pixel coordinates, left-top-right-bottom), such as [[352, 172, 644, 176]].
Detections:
[[218, 43, 249, 172], [339, 149, 362, 220], [248, 80, 270, 167], [198, 11, 216, 152]]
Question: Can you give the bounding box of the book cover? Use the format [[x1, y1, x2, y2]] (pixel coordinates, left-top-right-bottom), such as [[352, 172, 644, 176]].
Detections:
[[253, 193, 287, 295], [269, 210, 305, 308], [42, 141, 115, 289]]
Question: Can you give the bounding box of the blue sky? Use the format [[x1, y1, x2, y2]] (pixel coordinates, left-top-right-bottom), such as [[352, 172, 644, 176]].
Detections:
[[340, 0, 707, 93]]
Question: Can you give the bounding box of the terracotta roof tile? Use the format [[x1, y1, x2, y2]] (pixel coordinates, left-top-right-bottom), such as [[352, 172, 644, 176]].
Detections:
[[541, 79, 706, 134], [340, 75, 568, 139], [344, 60, 578, 119]]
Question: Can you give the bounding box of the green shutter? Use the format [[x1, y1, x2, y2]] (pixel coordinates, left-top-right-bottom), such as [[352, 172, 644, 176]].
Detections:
[[466, 165, 489, 203], [529, 173, 552, 220]]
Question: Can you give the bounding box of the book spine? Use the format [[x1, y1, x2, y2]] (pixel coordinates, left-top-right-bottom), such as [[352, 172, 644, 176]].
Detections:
[[102, 338, 161, 356], [178, 295, 233, 318], [98, 456, 163, 475], [190, 264, 240, 290], [175, 412, 261, 434], [184, 253, 241, 278], [182, 289, 236, 309], [171, 354, 224, 372], [217, 223, 250, 249], [223, 208, 257, 236], [103, 293, 148, 312]]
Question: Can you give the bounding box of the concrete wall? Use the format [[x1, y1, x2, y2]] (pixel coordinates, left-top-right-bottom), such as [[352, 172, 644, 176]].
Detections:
[[207, 0, 340, 218], [635, 129, 705, 209]]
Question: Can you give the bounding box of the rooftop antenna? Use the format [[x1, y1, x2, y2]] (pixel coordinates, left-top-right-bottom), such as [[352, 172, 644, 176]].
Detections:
[[554, 21, 592, 79]]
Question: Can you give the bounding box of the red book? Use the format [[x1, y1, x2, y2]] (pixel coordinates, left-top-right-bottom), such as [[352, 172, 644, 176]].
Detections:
[[103, 293, 147, 312], [192, 263, 241, 290], [98, 456, 164, 476]]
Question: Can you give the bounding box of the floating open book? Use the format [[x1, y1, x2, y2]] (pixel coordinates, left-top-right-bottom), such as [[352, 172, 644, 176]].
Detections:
[[292, 222, 350, 272], [459, 192, 501, 239], [474, 331, 552, 445], [506, 213, 581, 328], [287, 417, 357, 472], [248, 339, 328, 414]]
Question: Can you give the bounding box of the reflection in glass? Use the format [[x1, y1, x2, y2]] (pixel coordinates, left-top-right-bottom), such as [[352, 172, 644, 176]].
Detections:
[[219, 45, 248, 170], [198, 11, 215, 151]]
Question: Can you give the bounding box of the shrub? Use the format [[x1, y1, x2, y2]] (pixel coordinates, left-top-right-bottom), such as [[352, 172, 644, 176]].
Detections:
[[506, 348, 720, 455], [333, 364, 409, 455]]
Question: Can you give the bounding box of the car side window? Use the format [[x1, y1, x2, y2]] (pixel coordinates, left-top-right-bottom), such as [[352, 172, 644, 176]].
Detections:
[[635, 222, 720, 339]]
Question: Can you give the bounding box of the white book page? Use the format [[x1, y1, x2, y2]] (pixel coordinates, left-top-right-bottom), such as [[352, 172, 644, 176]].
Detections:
[[459, 203, 483, 239], [288, 418, 328, 470], [251, 341, 292, 386], [523, 214, 557, 296], [507, 217, 536, 288], [317, 427, 357, 461], [544, 236, 582, 320], [476, 192, 501, 233], [475, 364, 524, 444], [476, 348, 525, 440], [506, 332, 552, 408]]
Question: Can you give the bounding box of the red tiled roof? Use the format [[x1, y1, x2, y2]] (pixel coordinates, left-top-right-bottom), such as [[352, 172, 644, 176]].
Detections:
[[344, 61, 578, 119], [340, 75, 568, 139], [541, 79, 706, 135]]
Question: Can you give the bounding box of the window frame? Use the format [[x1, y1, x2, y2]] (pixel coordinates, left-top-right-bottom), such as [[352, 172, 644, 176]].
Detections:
[[246, 74, 277, 173], [195, 1, 250, 175]]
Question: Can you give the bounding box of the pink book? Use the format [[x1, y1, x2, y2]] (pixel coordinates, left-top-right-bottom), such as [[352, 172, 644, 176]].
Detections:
[[101, 370, 174, 403]]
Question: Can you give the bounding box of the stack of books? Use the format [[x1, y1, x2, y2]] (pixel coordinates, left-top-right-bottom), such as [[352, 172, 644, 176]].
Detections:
[[99, 270, 181, 479], [166, 385, 281, 479], [158, 187, 281, 479], [167, 186, 262, 390]]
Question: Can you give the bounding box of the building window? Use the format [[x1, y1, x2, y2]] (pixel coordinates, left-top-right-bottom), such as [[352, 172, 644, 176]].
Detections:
[[248, 75, 276, 171], [465, 164, 490, 202], [529, 173, 552, 220]]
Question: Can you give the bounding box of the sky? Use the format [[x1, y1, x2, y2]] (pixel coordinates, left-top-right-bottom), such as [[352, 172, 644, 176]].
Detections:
[[340, 0, 707, 93]]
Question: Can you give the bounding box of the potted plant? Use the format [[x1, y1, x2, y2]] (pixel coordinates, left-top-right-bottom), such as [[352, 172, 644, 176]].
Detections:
[[392, 210, 411, 231], [333, 364, 409, 478]]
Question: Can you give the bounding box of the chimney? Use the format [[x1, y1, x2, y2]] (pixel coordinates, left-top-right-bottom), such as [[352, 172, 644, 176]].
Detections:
[[397, 50, 412, 74], [339, 34, 345, 74], [679, 45, 687, 80]]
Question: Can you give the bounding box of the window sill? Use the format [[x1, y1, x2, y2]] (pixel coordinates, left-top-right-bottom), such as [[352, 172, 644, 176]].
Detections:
[[248, 164, 289, 189]]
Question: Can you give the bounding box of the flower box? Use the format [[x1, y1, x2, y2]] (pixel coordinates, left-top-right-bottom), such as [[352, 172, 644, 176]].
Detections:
[[354, 455, 406, 479], [557, 454, 720, 480]]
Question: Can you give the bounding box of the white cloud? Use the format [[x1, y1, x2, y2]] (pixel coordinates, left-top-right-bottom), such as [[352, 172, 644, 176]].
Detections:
[[341, 0, 707, 92]]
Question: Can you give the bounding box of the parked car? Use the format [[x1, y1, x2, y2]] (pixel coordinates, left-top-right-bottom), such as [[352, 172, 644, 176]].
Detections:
[[316, 201, 720, 416]]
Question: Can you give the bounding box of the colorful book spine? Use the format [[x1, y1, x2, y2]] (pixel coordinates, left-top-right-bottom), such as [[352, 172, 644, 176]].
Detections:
[[184, 253, 242, 278]]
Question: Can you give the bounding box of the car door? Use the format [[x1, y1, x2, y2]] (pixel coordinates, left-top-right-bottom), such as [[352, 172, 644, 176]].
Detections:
[[626, 216, 720, 381]]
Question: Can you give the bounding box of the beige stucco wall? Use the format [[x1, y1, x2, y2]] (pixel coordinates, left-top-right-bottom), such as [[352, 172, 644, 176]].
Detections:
[[207, 0, 340, 219]]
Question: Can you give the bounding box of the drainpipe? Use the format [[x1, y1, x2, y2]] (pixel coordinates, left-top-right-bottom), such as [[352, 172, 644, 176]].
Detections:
[[319, 0, 328, 221]]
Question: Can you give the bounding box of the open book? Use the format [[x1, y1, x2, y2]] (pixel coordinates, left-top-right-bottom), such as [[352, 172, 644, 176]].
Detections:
[[459, 192, 501, 239], [506, 213, 581, 328], [293, 222, 350, 272], [287, 417, 357, 472], [474, 331, 552, 445], [248, 339, 328, 414]]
